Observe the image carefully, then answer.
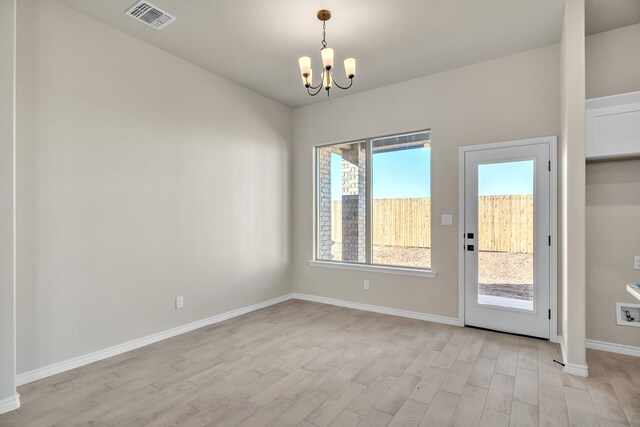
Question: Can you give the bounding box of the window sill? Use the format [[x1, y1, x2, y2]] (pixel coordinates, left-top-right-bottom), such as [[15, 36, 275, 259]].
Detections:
[[307, 260, 437, 278]]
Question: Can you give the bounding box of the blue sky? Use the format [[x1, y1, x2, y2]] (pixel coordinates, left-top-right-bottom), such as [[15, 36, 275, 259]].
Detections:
[[478, 160, 534, 196], [330, 149, 533, 199]]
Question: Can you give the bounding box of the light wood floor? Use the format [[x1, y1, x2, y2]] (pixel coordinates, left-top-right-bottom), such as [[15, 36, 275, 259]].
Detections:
[[1, 300, 639, 426]]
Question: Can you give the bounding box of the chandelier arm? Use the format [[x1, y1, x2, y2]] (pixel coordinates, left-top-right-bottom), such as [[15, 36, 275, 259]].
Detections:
[[307, 85, 323, 96], [332, 78, 354, 90], [308, 70, 324, 90]]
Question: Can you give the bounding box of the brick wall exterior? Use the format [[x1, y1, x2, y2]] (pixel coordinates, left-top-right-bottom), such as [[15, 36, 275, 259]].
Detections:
[[341, 144, 366, 262], [317, 147, 332, 260], [317, 143, 366, 262]]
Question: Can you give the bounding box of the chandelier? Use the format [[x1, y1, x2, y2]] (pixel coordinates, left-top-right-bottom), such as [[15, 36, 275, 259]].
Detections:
[[298, 10, 356, 97]]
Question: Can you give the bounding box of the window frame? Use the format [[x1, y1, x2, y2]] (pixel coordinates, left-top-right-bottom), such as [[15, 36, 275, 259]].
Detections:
[[311, 129, 436, 277]]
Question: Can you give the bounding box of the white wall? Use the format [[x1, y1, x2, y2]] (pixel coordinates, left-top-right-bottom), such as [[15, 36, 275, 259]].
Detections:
[[292, 45, 560, 320], [559, 0, 587, 372], [16, 0, 292, 374], [0, 0, 18, 410], [585, 24, 640, 349]]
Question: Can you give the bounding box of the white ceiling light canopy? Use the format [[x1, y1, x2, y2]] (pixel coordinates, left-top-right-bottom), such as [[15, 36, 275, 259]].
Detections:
[[298, 10, 356, 97], [126, 1, 176, 30]]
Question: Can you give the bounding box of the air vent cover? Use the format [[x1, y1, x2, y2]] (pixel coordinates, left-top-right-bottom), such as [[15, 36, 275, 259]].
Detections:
[[126, 1, 176, 30]]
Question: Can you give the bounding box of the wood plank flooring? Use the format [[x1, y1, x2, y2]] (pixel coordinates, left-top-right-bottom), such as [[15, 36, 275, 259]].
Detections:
[[1, 300, 639, 426]]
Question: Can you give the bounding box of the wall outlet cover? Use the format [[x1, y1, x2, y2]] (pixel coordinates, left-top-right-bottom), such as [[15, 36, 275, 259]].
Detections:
[[441, 214, 453, 225], [634, 256, 640, 270], [176, 296, 184, 309]]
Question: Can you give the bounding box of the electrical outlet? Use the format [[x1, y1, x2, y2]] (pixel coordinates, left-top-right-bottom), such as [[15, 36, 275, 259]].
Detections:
[[363, 280, 370, 290], [441, 214, 453, 225], [634, 256, 640, 270], [176, 296, 184, 309]]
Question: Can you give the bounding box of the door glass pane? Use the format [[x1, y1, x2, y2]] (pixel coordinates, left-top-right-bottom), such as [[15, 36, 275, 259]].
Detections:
[[371, 131, 431, 268], [316, 141, 367, 263], [477, 160, 534, 310]]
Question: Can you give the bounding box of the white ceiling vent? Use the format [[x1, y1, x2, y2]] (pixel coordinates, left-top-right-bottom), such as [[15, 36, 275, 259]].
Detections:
[[126, 1, 176, 30]]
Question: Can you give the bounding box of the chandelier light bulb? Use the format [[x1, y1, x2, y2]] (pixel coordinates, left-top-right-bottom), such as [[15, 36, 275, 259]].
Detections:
[[323, 70, 332, 89], [344, 58, 356, 78], [298, 56, 311, 77], [302, 69, 313, 88], [321, 47, 334, 70]]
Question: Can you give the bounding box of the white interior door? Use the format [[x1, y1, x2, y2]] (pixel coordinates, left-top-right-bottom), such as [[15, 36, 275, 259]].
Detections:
[[463, 141, 551, 338]]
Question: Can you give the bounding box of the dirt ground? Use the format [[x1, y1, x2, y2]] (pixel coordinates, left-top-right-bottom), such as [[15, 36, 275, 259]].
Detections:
[[331, 244, 534, 301]]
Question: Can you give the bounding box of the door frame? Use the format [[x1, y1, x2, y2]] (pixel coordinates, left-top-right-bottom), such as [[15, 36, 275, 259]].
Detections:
[[457, 136, 558, 342]]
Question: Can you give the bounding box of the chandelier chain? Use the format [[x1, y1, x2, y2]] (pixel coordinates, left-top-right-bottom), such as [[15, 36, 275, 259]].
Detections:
[[321, 21, 327, 48]]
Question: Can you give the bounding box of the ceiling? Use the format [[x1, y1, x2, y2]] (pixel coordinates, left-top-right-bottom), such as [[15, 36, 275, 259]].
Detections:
[[53, 0, 569, 107], [51, 0, 638, 108]]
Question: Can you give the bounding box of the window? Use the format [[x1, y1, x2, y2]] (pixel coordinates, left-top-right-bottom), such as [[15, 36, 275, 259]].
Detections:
[[315, 130, 431, 270]]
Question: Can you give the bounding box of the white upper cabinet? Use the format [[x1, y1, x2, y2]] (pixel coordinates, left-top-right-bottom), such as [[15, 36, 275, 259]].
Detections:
[[586, 91, 640, 160]]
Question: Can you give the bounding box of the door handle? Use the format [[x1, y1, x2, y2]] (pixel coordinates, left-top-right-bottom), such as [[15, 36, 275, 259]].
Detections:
[[467, 245, 474, 251]]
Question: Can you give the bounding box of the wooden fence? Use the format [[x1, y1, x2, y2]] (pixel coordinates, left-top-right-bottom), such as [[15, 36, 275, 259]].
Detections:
[[331, 195, 534, 253]]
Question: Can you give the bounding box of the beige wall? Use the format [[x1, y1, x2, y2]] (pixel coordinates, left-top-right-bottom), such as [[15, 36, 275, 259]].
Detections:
[[586, 159, 640, 346], [292, 44, 560, 319], [16, 0, 292, 373], [12, 0, 638, 385], [586, 23, 640, 100], [559, 0, 587, 370], [0, 0, 17, 405], [584, 24, 640, 348]]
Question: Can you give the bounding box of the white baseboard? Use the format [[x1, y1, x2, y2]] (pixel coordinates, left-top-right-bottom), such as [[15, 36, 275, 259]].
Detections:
[[16, 294, 293, 386], [292, 293, 463, 327], [564, 361, 589, 377], [586, 339, 640, 358], [24, 292, 622, 388], [558, 335, 589, 377], [0, 394, 20, 415], [552, 336, 639, 376]]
